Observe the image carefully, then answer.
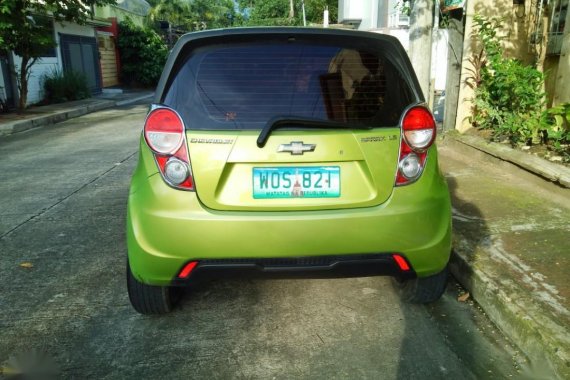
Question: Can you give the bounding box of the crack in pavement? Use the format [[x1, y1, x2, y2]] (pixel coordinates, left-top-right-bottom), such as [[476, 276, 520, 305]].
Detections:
[[0, 151, 137, 240]]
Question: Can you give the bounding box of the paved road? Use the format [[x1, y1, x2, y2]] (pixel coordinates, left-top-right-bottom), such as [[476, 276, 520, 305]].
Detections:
[[0, 104, 530, 379]]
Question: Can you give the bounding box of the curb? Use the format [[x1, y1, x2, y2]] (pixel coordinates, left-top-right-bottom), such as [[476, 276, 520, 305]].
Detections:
[[116, 93, 154, 107], [450, 246, 570, 379], [450, 134, 570, 188], [0, 93, 153, 138]]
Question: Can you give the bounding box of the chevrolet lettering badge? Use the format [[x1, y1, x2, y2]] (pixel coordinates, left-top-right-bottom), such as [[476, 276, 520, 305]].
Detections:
[[277, 141, 316, 155]]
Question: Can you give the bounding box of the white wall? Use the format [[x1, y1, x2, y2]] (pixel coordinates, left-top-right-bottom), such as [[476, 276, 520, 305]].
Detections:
[[339, 0, 365, 21], [432, 29, 448, 91], [54, 21, 97, 39], [339, 0, 377, 29], [358, 0, 377, 30], [10, 55, 59, 105]]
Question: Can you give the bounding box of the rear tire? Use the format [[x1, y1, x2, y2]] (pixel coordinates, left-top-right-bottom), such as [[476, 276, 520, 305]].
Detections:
[[395, 266, 448, 304], [127, 261, 177, 314]]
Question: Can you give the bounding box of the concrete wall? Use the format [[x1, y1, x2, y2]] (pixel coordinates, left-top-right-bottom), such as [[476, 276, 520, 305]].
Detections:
[[369, 28, 409, 53], [552, 1, 570, 105], [544, 55, 560, 107], [433, 29, 448, 91]]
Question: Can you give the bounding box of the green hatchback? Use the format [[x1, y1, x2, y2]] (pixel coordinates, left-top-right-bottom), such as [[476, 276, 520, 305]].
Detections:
[[126, 27, 452, 314]]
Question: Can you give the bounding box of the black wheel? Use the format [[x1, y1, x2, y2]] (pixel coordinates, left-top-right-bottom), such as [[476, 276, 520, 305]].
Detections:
[[127, 261, 178, 314], [394, 266, 448, 304]]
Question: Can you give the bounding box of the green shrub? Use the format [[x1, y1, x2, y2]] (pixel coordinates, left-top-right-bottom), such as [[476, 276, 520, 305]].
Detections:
[[117, 18, 168, 87], [468, 16, 569, 160], [543, 103, 570, 159], [469, 16, 546, 145], [42, 70, 90, 104]]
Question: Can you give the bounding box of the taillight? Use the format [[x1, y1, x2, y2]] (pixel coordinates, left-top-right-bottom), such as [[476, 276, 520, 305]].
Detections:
[[396, 105, 436, 186], [392, 254, 411, 271], [144, 107, 194, 190]]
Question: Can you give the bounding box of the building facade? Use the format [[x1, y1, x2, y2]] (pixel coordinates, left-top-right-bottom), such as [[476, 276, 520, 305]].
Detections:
[[0, 0, 149, 108], [0, 17, 110, 108]]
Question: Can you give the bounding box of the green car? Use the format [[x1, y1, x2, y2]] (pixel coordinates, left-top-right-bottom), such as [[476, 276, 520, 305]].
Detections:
[[126, 27, 452, 314]]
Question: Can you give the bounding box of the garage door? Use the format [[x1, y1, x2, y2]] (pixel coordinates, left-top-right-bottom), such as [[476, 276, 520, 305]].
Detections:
[[60, 34, 102, 94]]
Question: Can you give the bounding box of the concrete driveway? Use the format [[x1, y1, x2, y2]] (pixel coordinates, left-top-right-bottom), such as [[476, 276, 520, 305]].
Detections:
[[0, 103, 532, 379]]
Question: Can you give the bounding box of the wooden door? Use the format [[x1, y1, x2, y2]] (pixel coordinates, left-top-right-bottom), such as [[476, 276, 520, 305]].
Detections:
[[97, 34, 119, 88]]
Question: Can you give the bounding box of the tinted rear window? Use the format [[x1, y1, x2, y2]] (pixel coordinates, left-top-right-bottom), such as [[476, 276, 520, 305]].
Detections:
[[163, 42, 414, 130]]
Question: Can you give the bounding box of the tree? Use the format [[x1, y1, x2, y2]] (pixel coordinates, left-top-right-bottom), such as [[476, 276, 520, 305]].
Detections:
[[237, 0, 337, 26], [190, 0, 237, 29], [303, 0, 338, 24], [0, 0, 115, 110], [247, 0, 295, 25], [117, 19, 168, 87], [147, 0, 193, 31], [147, 0, 238, 46]]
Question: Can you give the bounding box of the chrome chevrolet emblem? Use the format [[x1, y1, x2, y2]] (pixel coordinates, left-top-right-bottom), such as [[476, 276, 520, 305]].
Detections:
[[277, 141, 316, 155]]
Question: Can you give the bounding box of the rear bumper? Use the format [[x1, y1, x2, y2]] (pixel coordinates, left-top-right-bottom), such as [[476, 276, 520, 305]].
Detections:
[[127, 152, 451, 286], [171, 254, 416, 286]]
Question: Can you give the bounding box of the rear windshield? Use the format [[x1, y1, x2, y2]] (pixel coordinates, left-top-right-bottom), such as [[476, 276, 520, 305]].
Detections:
[[163, 42, 414, 130]]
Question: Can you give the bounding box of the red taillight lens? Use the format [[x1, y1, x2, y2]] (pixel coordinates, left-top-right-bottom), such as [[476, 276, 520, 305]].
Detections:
[[396, 105, 435, 186], [402, 106, 436, 151], [144, 108, 194, 191], [144, 108, 185, 154]]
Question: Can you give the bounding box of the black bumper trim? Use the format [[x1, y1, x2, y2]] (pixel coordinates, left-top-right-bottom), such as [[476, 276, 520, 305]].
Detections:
[[171, 253, 416, 286]]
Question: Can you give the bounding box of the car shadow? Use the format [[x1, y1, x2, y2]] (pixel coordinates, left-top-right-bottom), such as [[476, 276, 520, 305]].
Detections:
[[393, 175, 530, 379]]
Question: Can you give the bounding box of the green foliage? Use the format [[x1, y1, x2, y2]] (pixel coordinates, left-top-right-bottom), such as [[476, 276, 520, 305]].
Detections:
[[238, 0, 297, 26], [394, 0, 411, 17], [469, 16, 546, 145], [238, 0, 338, 26], [191, 0, 239, 28], [147, 0, 238, 32], [117, 19, 168, 87], [0, 0, 116, 110], [147, 0, 239, 48], [42, 70, 90, 104], [543, 103, 570, 159], [304, 0, 338, 24], [468, 15, 569, 160]]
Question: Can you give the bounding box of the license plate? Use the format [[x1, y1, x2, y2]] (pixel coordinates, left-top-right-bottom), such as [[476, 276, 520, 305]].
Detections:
[[253, 166, 340, 199]]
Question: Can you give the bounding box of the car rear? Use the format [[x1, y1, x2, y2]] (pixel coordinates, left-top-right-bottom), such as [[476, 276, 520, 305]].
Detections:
[[126, 28, 451, 314]]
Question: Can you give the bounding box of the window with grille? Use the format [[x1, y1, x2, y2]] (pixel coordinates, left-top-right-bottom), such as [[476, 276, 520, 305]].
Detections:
[[547, 0, 568, 55]]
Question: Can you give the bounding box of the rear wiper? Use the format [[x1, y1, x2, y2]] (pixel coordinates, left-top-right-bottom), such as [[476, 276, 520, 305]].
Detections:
[[257, 116, 371, 148]]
